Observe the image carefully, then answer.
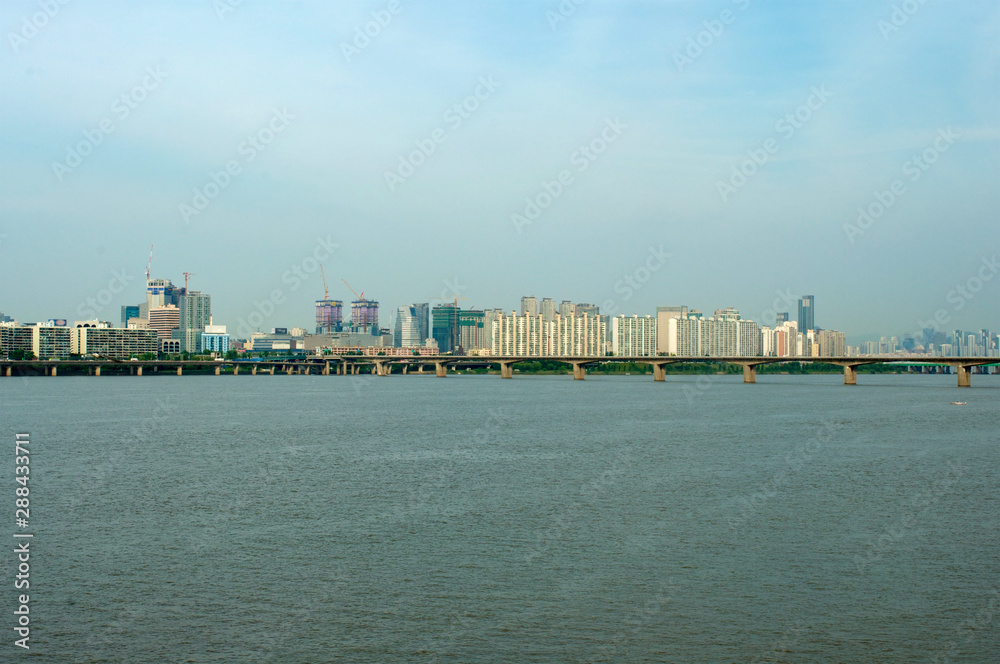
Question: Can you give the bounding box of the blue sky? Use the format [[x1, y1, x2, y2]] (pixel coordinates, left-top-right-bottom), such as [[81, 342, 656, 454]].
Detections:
[[1, 0, 997, 341]]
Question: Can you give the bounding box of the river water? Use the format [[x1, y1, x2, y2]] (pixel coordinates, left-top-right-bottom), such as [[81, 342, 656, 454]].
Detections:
[[2, 372, 998, 662]]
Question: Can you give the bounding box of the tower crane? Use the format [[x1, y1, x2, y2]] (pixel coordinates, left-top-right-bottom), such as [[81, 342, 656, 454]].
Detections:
[[341, 278, 365, 301], [145, 244, 153, 285], [320, 265, 330, 300], [426, 295, 468, 353], [183, 272, 195, 294]]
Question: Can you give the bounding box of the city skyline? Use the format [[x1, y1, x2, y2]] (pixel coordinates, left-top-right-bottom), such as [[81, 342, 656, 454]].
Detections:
[[1, 1, 998, 340], [2, 264, 998, 351]]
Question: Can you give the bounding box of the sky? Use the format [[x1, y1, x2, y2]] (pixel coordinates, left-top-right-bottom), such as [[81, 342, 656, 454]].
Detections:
[[1, 0, 998, 343]]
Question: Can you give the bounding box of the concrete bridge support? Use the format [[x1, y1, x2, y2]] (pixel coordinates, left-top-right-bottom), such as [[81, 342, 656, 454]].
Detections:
[[51, 366, 57, 377], [177, 367, 183, 376], [323, 362, 330, 376], [233, 366, 239, 376], [270, 366, 275, 375], [251, 365, 258, 376], [435, 362, 448, 377], [402, 365, 408, 375], [418, 365, 425, 374], [571, 362, 586, 380], [957, 365, 971, 388], [500, 361, 514, 379], [287, 366, 294, 376], [5, 366, 11, 377], [136, 366, 142, 376], [844, 365, 858, 385], [215, 366, 221, 375], [376, 361, 390, 377], [743, 364, 757, 384], [95, 366, 101, 376], [652, 363, 667, 382]]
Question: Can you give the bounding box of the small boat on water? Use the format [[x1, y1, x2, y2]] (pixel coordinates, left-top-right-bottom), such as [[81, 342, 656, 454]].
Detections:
[[950, 401, 967, 405]]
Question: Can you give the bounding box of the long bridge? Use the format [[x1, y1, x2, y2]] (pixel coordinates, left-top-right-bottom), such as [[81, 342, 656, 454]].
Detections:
[[1, 356, 997, 387]]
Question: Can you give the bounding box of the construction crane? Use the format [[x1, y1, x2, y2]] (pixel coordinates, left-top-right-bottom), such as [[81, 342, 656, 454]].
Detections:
[[341, 278, 365, 301], [183, 272, 195, 294], [145, 244, 154, 285], [320, 265, 330, 300]]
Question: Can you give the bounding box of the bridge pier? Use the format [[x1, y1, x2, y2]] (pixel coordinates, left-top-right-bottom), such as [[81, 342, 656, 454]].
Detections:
[[403, 365, 408, 375], [652, 363, 667, 382], [252, 365, 257, 375], [844, 365, 858, 385], [215, 366, 221, 376], [323, 362, 330, 376], [233, 366, 239, 376], [957, 365, 971, 388], [500, 361, 514, 379], [571, 362, 586, 380], [177, 366, 182, 376], [287, 365, 294, 375], [50, 366, 57, 377], [418, 365, 425, 374], [435, 362, 448, 377], [376, 361, 390, 377], [5, 366, 10, 377], [136, 366, 142, 376], [270, 366, 275, 375], [743, 364, 757, 384], [95, 366, 101, 376]]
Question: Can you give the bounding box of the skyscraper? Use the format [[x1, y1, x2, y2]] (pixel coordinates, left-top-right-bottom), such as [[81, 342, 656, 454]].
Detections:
[[798, 295, 815, 332], [520, 296, 538, 316], [413, 303, 430, 343], [173, 291, 211, 352], [394, 306, 422, 347]]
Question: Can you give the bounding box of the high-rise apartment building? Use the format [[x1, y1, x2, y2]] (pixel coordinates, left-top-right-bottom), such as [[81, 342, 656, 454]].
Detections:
[[612, 315, 657, 356], [540, 298, 556, 322], [520, 296, 538, 316], [655, 306, 687, 354]]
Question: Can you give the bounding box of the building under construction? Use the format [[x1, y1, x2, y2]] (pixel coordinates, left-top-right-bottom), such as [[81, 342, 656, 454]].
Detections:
[[315, 299, 343, 334]]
